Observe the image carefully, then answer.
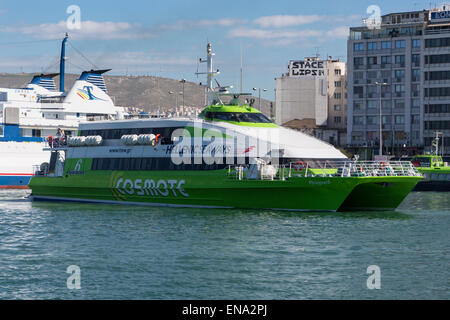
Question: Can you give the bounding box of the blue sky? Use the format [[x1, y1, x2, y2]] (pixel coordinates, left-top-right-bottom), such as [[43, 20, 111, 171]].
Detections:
[[0, 0, 439, 100]]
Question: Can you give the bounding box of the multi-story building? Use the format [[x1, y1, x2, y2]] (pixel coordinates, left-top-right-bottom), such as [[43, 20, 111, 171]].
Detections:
[[326, 59, 348, 146], [347, 7, 450, 156], [275, 57, 347, 147]]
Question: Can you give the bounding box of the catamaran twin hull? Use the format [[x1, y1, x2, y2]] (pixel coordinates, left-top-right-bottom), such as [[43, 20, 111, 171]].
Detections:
[[30, 166, 422, 212]]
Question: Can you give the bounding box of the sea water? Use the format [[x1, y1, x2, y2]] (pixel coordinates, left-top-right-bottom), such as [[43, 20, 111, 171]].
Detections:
[[0, 190, 448, 299]]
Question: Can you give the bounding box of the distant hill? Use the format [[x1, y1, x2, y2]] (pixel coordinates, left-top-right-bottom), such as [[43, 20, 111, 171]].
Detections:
[[0, 73, 274, 117]]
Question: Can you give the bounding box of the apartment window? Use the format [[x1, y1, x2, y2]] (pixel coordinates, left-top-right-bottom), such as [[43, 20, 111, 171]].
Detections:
[[354, 86, 363, 94], [381, 56, 392, 64], [368, 100, 378, 108], [395, 84, 405, 93], [425, 87, 450, 97], [395, 70, 405, 79], [425, 104, 450, 113], [395, 40, 405, 48], [368, 42, 377, 50], [411, 115, 420, 124], [425, 70, 450, 81], [395, 55, 405, 64], [367, 71, 377, 79], [354, 72, 364, 80], [334, 93, 342, 99], [412, 54, 420, 65], [334, 116, 342, 124], [354, 101, 364, 110], [353, 116, 364, 125], [412, 99, 420, 108], [368, 56, 378, 65], [412, 69, 420, 81], [335, 69, 341, 75], [412, 83, 420, 97], [334, 81, 342, 87], [395, 100, 405, 108], [395, 115, 405, 124], [425, 54, 450, 64], [382, 115, 391, 125], [412, 39, 421, 48], [382, 100, 392, 108], [352, 132, 363, 141], [367, 116, 377, 125], [354, 43, 364, 51], [334, 105, 341, 111], [381, 41, 392, 49], [425, 37, 450, 48], [354, 57, 364, 66]]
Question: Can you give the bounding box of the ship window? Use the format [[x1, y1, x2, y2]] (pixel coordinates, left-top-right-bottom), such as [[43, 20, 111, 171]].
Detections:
[[205, 112, 272, 123], [447, 174, 450, 181], [91, 157, 233, 171], [438, 174, 445, 181], [0, 126, 3, 137], [32, 129, 41, 137]]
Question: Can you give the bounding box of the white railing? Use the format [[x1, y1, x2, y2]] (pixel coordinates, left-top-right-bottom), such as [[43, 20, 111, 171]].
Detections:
[[228, 160, 421, 181]]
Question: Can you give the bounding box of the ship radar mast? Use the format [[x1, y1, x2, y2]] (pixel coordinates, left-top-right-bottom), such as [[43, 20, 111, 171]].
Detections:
[[196, 43, 220, 106], [196, 42, 252, 106]]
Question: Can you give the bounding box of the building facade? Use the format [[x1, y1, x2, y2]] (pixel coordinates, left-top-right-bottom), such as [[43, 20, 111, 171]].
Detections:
[[275, 57, 347, 147], [347, 8, 450, 155]]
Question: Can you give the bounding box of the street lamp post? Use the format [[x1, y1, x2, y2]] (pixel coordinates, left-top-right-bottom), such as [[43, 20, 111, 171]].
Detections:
[[375, 81, 388, 156], [253, 87, 267, 110], [180, 79, 186, 108]]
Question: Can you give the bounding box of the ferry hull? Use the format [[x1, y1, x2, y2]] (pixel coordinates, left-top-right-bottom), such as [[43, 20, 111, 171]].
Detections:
[[29, 171, 422, 212], [0, 174, 33, 189], [338, 177, 422, 211]]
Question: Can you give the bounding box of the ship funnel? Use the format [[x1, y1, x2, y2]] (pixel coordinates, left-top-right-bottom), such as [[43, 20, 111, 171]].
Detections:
[[78, 69, 111, 93], [29, 73, 59, 92]]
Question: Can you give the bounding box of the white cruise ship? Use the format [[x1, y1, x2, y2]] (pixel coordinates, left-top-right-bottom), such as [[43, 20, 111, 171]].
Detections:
[[0, 35, 124, 188]]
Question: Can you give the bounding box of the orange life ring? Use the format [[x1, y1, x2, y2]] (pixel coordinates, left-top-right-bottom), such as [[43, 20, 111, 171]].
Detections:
[[294, 161, 305, 172], [380, 162, 386, 170]]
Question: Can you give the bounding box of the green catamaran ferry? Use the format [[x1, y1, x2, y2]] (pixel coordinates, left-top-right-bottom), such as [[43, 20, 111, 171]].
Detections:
[[411, 133, 450, 191], [29, 43, 422, 211], [28, 101, 422, 212]]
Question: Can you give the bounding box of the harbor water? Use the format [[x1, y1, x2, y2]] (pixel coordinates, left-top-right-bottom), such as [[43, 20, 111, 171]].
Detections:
[[0, 190, 448, 300]]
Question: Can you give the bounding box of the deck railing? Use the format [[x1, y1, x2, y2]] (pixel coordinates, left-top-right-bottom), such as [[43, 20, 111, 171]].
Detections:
[[228, 161, 421, 181]]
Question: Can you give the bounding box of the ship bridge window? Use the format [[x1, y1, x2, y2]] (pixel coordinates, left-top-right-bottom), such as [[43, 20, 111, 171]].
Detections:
[[205, 112, 272, 123]]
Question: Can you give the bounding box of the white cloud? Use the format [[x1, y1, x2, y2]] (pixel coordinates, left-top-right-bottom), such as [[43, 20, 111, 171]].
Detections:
[[254, 15, 322, 28], [228, 27, 322, 40], [166, 18, 245, 30], [0, 20, 156, 40], [326, 26, 350, 39]]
